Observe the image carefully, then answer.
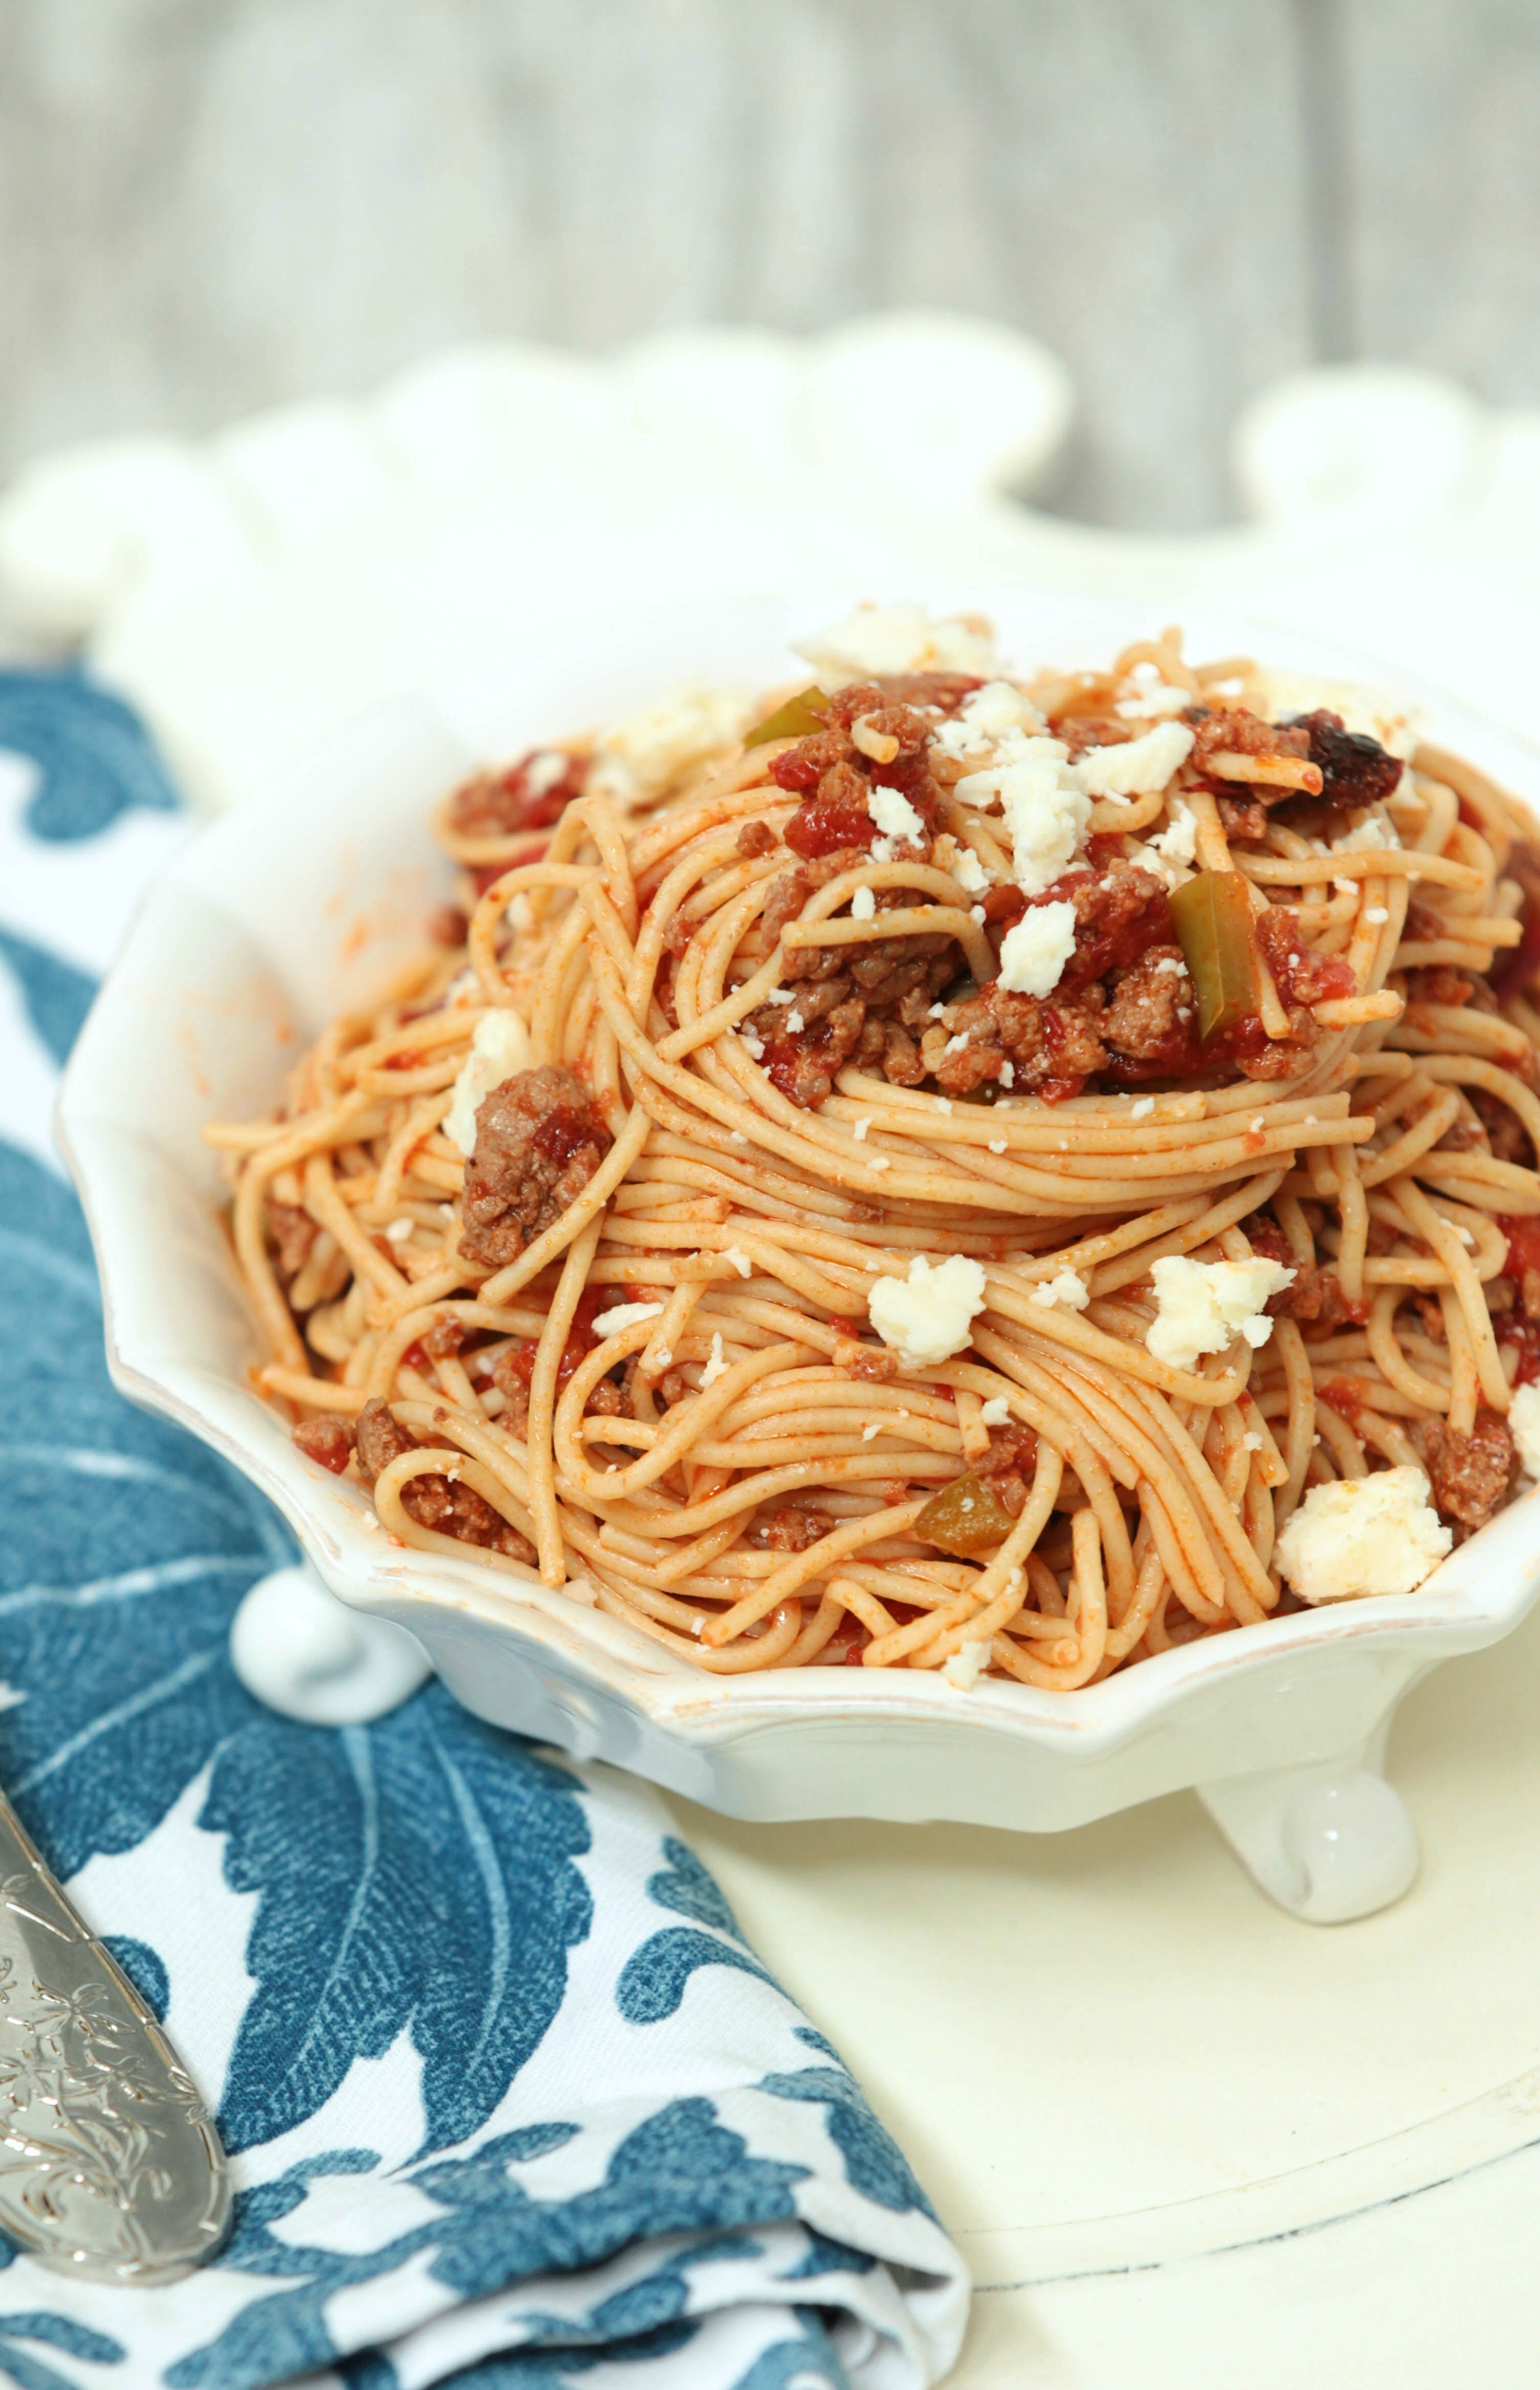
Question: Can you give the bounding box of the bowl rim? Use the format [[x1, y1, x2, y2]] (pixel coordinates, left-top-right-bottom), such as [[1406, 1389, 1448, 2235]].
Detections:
[[55, 581, 1540, 1760]]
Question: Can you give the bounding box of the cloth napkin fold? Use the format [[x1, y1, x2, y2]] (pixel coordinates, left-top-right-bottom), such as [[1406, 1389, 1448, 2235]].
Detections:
[[0, 671, 969, 2390]]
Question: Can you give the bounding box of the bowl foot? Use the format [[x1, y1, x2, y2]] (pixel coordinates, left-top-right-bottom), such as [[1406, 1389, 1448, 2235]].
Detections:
[[230, 1562, 431, 1723], [1196, 1730, 1420, 1923]]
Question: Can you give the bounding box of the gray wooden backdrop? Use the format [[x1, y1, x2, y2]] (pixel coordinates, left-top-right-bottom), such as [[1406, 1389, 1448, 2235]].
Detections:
[[1, 0, 1537, 532]]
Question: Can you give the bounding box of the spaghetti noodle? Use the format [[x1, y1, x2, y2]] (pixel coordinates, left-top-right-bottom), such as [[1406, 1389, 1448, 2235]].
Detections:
[[210, 610, 1540, 1688]]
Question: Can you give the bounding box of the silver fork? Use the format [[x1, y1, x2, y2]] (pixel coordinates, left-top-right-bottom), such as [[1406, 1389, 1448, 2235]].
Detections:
[[0, 1796, 229, 2282]]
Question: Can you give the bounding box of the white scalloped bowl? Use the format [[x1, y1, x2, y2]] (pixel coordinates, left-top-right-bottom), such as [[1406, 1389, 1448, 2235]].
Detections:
[[55, 590, 1540, 1911]]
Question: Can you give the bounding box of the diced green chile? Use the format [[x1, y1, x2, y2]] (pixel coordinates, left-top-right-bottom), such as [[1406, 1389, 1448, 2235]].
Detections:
[[743, 685, 831, 747], [1170, 870, 1261, 1040], [915, 1472, 1017, 1557]]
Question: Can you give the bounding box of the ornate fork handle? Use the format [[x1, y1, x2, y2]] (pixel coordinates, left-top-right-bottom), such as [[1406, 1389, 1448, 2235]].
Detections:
[[0, 1794, 229, 2282]]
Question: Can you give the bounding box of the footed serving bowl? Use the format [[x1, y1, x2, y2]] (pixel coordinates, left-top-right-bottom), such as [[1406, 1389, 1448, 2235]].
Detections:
[[56, 588, 1540, 1922]]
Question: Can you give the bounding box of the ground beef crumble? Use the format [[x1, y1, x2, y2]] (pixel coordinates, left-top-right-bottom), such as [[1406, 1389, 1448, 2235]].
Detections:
[[292, 1414, 355, 1474], [460, 1066, 612, 1269], [353, 1396, 535, 1561], [447, 749, 586, 838], [1422, 1413, 1515, 1537]]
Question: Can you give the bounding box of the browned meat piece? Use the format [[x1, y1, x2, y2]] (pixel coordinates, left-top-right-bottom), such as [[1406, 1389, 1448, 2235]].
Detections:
[[428, 904, 469, 948], [1241, 1214, 1369, 1330], [1256, 908, 1357, 1006], [930, 985, 1109, 1100], [422, 1314, 465, 1360], [882, 1022, 927, 1086], [832, 1336, 900, 1382], [268, 1201, 318, 1281], [975, 1421, 1039, 1516], [448, 749, 586, 837], [751, 1506, 836, 1552], [759, 850, 870, 945], [460, 1066, 612, 1270], [292, 1415, 355, 1474], [355, 1395, 415, 1481], [824, 694, 932, 756], [1102, 944, 1193, 1058], [1190, 707, 1314, 836], [353, 1397, 535, 1561], [736, 818, 779, 858], [1403, 966, 1498, 1013], [404, 1472, 536, 1563], [1422, 1414, 1515, 1536]]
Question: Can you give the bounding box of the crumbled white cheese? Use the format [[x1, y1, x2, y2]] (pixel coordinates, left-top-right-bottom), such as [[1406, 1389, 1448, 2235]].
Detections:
[[383, 1216, 416, 1245], [1153, 955, 1187, 976], [980, 1395, 1013, 1426], [850, 884, 877, 921], [444, 1010, 532, 1156], [1146, 1255, 1295, 1370], [1274, 1465, 1453, 1603], [1242, 1431, 1264, 1452], [723, 1246, 752, 1276], [785, 1011, 805, 1033], [700, 1332, 729, 1387], [795, 603, 1000, 684], [1250, 667, 1421, 762], [942, 1030, 971, 1056], [592, 1300, 665, 1337], [1510, 1384, 1540, 1479], [869, 1253, 988, 1367], [1073, 719, 1194, 800], [739, 1029, 765, 1059], [862, 1421, 881, 1440], [1116, 678, 1190, 720], [588, 684, 753, 807], [998, 1060, 1015, 1088], [1364, 906, 1390, 923], [868, 783, 925, 846], [973, 749, 1093, 897], [1334, 812, 1401, 852], [1029, 1265, 1090, 1311], [988, 1139, 1007, 1154], [869, 1155, 891, 1171], [1147, 797, 1199, 868], [952, 845, 989, 894], [1130, 1096, 1155, 1120], [525, 749, 571, 797], [852, 1117, 870, 1141], [942, 1637, 991, 1691], [930, 679, 1044, 761], [765, 986, 796, 1005], [998, 900, 1077, 998]]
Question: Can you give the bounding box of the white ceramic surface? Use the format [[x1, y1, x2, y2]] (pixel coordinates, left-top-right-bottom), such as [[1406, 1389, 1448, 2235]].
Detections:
[[55, 589, 1540, 1915]]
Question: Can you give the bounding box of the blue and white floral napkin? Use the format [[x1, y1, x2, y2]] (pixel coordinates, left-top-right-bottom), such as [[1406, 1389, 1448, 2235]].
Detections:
[[0, 672, 969, 2390]]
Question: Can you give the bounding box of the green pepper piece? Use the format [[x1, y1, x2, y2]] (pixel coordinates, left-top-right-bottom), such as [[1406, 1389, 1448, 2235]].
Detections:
[[743, 685, 831, 748], [1170, 870, 1260, 1040], [914, 1472, 1018, 1558]]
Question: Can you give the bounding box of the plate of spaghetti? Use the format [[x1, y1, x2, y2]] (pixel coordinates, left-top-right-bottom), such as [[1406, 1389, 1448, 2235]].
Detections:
[[57, 591, 1540, 1864]]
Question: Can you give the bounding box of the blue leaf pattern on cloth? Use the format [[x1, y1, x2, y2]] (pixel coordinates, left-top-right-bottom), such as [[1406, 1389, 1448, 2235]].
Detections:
[[99, 1934, 170, 2024], [0, 931, 98, 1071], [757, 2071, 935, 2219], [0, 669, 178, 839], [0, 2311, 125, 2390], [207, 1690, 593, 2156], [171, 2106, 809, 2388], [0, 677, 967, 2389], [615, 1930, 780, 2025], [644, 1838, 748, 1941]]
